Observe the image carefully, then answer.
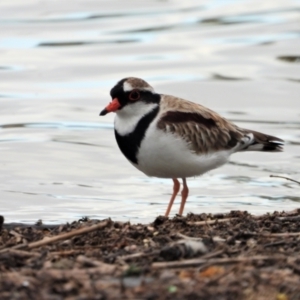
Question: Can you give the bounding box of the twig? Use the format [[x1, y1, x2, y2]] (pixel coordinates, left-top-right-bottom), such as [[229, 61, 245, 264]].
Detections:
[[48, 250, 84, 257], [28, 221, 109, 249], [1, 249, 40, 258], [0, 220, 109, 253], [260, 232, 300, 237], [0, 242, 28, 252], [76, 255, 118, 272], [117, 250, 159, 262], [152, 255, 287, 269], [270, 175, 300, 185], [263, 240, 287, 248], [197, 250, 227, 273], [200, 249, 225, 260], [187, 218, 237, 226], [237, 231, 300, 238]]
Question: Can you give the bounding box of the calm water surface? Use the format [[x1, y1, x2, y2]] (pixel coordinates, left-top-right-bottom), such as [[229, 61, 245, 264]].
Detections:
[[0, 0, 300, 224]]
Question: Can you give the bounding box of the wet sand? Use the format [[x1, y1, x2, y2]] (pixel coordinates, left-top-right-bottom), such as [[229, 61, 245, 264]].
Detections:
[[1, 209, 300, 299]]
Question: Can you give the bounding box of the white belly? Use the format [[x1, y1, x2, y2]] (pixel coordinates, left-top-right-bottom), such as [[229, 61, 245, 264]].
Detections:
[[135, 124, 232, 178]]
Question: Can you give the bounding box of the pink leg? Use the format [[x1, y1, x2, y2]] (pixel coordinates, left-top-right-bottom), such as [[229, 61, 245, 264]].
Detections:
[[178, 178, 189, 216], [165, 178, 180, 217]]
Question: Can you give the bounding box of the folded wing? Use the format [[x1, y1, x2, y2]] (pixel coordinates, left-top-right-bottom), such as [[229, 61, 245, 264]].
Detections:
[[157, 96, 284, 154]]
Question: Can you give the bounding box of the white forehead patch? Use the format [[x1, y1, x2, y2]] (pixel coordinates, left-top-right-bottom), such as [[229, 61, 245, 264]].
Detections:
[[123, 81, 155, 93], [123, 81, 133, 92]]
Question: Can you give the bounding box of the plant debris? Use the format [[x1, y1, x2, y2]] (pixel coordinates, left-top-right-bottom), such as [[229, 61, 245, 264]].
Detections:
[[1, 209, 300, 299]]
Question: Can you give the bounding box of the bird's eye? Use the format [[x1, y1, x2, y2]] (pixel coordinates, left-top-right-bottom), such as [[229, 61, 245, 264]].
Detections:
[[129, 90, 140, 101]]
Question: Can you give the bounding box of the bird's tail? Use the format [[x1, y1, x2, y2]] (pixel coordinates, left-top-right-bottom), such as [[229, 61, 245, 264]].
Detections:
[[240, 130, 284, 152]]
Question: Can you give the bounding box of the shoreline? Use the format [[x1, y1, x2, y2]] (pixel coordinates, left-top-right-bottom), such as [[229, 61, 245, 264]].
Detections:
[[1, 209, 300, 299]]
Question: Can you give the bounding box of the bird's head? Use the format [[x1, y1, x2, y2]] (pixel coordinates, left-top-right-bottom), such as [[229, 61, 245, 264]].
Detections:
[[100, 77, 160, 117]]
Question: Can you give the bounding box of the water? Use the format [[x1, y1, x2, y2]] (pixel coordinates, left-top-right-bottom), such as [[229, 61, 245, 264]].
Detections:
[[0, 0, 299, 224]]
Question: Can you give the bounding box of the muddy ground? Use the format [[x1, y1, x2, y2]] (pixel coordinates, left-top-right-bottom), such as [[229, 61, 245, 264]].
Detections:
[[1, 210, 300, 300]]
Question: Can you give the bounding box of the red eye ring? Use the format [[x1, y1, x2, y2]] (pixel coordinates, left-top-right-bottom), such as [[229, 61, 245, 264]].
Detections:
[[129, 90, 140, 101]]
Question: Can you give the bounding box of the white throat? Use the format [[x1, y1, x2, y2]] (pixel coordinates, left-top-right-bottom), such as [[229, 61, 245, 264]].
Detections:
[[114, 102, 158, 136]]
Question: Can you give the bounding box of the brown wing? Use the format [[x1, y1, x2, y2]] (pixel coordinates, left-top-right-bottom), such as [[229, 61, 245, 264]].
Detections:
[[157, 95, 244, 154]]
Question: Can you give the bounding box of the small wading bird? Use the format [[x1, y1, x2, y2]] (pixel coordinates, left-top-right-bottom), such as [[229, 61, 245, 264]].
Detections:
[[100, 77, 284, 217]]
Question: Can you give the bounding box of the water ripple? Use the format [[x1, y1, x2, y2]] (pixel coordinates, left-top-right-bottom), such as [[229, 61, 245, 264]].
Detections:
[[278, 56, 300, 63], [0, 122, 113, 130], [0, 5, 205, 24]]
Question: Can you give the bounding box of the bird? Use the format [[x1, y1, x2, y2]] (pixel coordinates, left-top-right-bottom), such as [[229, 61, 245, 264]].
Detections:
[[99, 77, 284, 217]]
